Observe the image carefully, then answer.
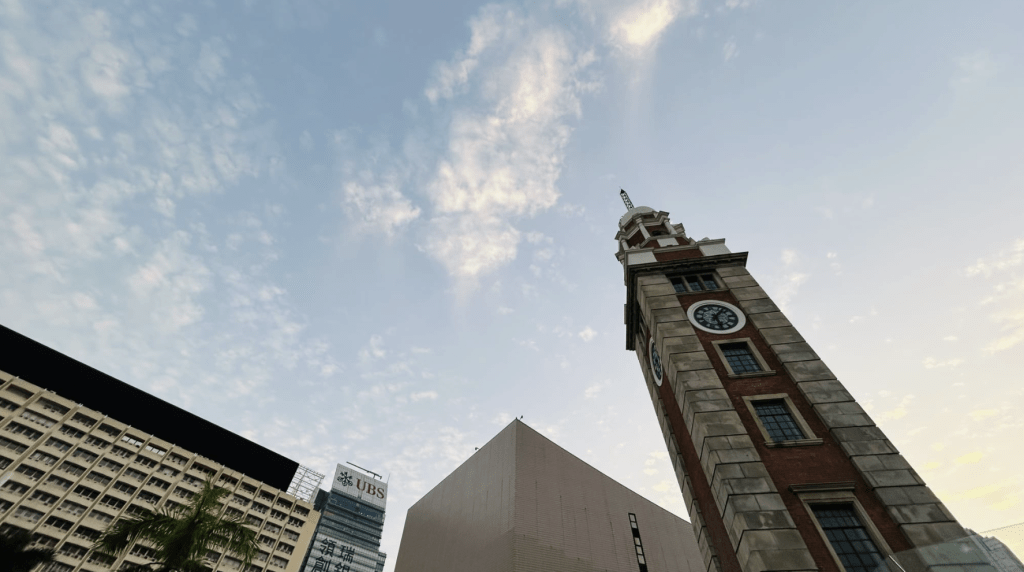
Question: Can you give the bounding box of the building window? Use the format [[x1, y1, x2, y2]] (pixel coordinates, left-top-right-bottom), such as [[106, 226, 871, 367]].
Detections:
[[811, 504, 886, 572], [44, 437, 72, 452], [46, 475, 74, 489], [71, 448, 98, 463], [59, 425, 85, 440], [85, 435, 111, 449], [43, 516, 74, 531], [121, 435, 144, 448], [20, 410, 57, 428], [5, 422, 43, 440], [97, 458, 125, 472], [70, 413, 97, 427], [711, 338, 774, 377], [742, 394, 822, 447], [753, 400, 805, 441], [628, 513, 648, 572], [30, 491, 60, 505], [86, 471, 112, 486], [721, 343, 762, 373], [792, 485, 894, 572], [670, 274, 719, 293], [38, 399, 69, 416], [15, 465, 45, 481], [1, 436, 28, 454]]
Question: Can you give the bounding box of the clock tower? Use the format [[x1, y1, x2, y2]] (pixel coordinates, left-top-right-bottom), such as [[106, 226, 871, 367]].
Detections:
[[615, 192, 983, 572]]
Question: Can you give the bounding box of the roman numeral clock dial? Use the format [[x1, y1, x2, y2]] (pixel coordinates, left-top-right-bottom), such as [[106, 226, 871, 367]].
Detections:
[[686, 300, 747, 335]]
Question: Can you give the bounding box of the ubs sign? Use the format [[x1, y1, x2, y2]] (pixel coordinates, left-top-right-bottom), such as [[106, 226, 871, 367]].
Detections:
[[331, 464, 387, 510]]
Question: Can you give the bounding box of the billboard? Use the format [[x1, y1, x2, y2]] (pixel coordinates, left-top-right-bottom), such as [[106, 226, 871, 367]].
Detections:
[[331, 464, 387, 510], [304, 531, 383, 572]]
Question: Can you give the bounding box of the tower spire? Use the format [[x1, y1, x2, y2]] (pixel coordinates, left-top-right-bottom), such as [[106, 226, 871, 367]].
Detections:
[[620, 189, 634, 210]]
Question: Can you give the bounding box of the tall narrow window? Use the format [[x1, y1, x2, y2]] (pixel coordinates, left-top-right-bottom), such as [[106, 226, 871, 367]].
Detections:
[[811, 504, 886, 572], [719, 343, 762, 374], [628, 513, 648, 572], [752, 400, 806, 442], [701, 274, 719, 290]]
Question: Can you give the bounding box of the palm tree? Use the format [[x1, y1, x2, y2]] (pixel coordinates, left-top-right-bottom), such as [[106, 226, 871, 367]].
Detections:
[[0, 526, 56, 572], [93, 480, 259, 572]]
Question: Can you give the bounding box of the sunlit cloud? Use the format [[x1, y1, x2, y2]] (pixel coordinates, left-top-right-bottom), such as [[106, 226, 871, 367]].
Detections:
[[922, 357, 964, 369], [956, 451, 985, 465], [608, 0, 698, 56], [966, 239, 1024, 354]]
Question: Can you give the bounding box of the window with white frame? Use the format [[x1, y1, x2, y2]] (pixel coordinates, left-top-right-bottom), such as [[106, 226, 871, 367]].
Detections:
[[793, 484, 894, 572], [711, 338, 773, 377], [742, 394, 822, 447], [670, 273, 719, 293]]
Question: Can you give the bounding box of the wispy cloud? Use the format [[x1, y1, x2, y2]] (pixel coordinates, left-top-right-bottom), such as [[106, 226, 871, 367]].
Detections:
[[769, 249, 809, 311], [966, 239, 1024, 353], [422, 6, 599, 282], [952, 49, 999, 87], [0, 0, 336, 431], [922, 357, 964, 369], [723, 38, 738, 62]]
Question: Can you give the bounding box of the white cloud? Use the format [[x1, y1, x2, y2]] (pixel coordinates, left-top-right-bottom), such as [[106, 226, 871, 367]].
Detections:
[[722, 39, 738, 62], [410, 391, 438, 402], [608, 0, 698, 56], [879, 394, 914, 421], [342, 178, 421, 237], [579, 327, 597, 342], [359, 335, 387, 362], [126, 231, 212, 331], [966, 239, 1024, 278], [966, 239, 1024, 353], [768, 249, 810, 310], [922, 357, 964, 369], [424, 5, 518, 103], [497, 306, 514, 314], [952, 50, 999, 87], [420, 9, 599, 282]]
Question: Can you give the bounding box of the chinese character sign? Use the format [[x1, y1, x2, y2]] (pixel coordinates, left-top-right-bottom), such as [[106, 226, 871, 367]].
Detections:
[[302, 533, 377, 572]]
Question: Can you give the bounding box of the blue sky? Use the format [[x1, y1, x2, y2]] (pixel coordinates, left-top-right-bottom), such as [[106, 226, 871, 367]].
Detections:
[[2, 0, 1023, 567]]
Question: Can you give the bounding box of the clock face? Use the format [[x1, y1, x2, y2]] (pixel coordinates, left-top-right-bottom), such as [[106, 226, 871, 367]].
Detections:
[[649, 341, 663, 386], [687, 301, 746, 334]]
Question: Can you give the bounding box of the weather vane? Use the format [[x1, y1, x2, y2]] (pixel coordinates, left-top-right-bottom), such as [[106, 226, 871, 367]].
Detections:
[[620, 189, 634, 210]]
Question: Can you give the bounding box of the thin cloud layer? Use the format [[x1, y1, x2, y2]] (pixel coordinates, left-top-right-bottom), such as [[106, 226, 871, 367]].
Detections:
[[967, 239, 1024, 353], [422, 7, 599, 280]]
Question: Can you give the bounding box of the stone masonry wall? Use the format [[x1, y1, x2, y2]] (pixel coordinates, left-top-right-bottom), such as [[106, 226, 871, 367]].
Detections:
[[634, 273, 818, 572]]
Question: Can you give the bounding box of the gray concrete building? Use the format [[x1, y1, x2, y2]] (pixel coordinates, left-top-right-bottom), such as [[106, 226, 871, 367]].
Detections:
[[298, 464, 388, 572], [392, 419, 704, 572], [0, 325, 320, 572]]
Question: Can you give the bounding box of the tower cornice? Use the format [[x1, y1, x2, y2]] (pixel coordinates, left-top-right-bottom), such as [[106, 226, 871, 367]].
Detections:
[[623, 251, 748, 350]]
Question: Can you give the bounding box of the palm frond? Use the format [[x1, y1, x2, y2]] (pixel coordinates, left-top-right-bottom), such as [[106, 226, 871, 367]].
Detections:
[[93, 478, 261, 572]]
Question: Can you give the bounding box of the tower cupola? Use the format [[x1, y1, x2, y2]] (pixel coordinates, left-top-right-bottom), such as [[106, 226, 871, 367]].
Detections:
[[614, 190, 691, 257]]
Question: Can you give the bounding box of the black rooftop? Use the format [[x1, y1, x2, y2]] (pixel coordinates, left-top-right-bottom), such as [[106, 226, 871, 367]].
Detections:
[[0, 324, 298, 491]]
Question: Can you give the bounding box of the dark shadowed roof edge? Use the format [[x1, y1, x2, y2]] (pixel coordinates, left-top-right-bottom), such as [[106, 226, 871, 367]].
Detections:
[[0, 323, 299, 490]]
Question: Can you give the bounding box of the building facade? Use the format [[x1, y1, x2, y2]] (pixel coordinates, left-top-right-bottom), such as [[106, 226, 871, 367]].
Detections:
[[0, 327, 319, 572], [392, 419, 706, 572], [298, 465, 387, 572], [614, 194, 988, 572]]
